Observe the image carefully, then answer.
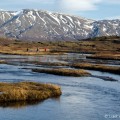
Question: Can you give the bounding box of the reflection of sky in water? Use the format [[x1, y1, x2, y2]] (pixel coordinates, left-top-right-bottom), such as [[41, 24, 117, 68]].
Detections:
[[0, 53, 85, 63], [1, 53, 120, 66], [23, 54, 85, 63]]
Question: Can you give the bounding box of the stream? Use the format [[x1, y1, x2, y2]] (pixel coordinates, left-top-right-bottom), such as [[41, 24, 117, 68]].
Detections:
[[0, 53, 120, 120]]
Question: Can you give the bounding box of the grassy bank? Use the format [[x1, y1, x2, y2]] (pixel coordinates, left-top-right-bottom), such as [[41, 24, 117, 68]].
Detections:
[[0, 82, 61, 102], [72, 63, 120, 74], [87, 53, 120, 60], [24, 60, 120, 75], [0, 49, 64, 56], [0, 60, 6, 64], [0, 36, 120, 55], [32, 68, 91, 77]]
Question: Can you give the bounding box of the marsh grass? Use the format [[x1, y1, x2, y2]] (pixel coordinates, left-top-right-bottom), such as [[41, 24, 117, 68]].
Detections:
[[72, 63, 120, 74], [32, 68, 91, 77], [0, 82, 61, 102], [87, 53, 120, 60], [0, 60, 6, 64], [0, 36, 120, 55]]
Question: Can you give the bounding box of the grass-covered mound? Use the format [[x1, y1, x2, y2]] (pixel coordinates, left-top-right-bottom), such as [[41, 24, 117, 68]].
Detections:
[[72, 63, 120, 74], [32, 68, 91, 77], [0, 82, 61, 102], [87, 53, 120, 60], [0, 60, 6, 64]]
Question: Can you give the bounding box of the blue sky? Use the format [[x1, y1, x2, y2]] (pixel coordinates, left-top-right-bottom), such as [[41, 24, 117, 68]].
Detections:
[[0, 0, 120, 20]]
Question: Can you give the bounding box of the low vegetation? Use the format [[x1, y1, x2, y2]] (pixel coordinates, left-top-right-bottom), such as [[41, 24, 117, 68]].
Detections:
[[23, 60, 120, 75], [0, 60, 6, 64], [32, 68, 91, 77], [72, 63, 120, 74], [0, 36, 120, 55], [0, 82, 62, 102], [87, 53, 120, 60]]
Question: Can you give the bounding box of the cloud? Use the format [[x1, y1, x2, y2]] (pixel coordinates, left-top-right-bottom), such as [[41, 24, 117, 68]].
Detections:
[[57, 0, 120, 12], [0, 0, 120, 13], [59, 0, 102, 11]]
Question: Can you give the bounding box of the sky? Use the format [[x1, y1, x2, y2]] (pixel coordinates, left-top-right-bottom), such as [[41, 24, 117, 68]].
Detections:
[[0, 0, 120, 20]]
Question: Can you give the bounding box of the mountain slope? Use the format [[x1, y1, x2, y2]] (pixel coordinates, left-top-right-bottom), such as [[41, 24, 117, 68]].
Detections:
[[0, 9, 120, 41]]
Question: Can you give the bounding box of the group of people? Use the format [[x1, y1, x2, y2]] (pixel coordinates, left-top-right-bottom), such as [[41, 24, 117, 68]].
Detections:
[[26, 48, 47, 52]]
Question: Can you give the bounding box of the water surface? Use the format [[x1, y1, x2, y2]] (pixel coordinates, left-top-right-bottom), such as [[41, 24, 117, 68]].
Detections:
[[0, 54, 120, 120]]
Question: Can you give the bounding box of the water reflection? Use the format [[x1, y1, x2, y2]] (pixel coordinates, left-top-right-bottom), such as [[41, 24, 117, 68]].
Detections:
[[0, 97, 61, 109], [51, 97, 61, 103], [1, 53, 119, 66], [0, 53, 85, 63], [0, 101, 41, 109]]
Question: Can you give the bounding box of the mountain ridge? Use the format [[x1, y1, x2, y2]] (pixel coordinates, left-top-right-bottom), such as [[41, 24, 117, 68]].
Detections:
[[0, 9, 120, 41]]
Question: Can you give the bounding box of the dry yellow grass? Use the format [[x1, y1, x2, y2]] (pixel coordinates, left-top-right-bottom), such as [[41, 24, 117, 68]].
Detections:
[[32, 68, 91, 77], [72, 63, 120, 74], [87, 53, 120, 60], [0, 36, 120, 55], [0, 82, 62, 102], [0, 60, 6, 64], [0, 46, 65, 56]]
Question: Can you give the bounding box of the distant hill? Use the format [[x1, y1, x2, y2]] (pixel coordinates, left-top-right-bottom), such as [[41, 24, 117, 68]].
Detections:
[[0, 9, 120, 41]]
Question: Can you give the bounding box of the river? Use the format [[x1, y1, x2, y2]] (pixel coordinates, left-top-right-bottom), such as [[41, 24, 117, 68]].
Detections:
[[0, 54, 120, 120]]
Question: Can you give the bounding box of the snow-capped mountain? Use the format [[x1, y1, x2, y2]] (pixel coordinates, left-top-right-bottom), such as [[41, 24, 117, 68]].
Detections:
[[0, 9, 120, 41]]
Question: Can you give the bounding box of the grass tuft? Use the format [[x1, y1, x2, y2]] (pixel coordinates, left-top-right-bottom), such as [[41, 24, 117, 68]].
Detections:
[[72, 63, 120, 74], [0, 82, 62, 102], [32, 68, 91, 77], [87, 53, 120, 60], [0, 60, 6, 64]]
